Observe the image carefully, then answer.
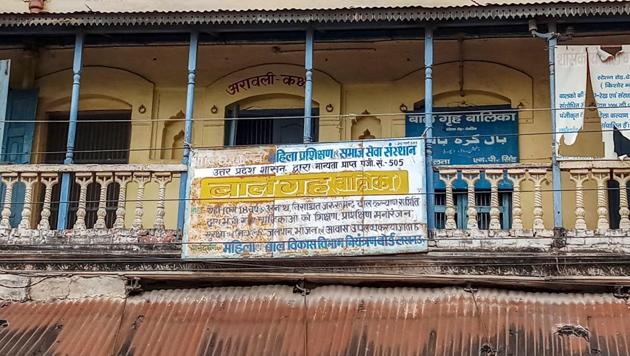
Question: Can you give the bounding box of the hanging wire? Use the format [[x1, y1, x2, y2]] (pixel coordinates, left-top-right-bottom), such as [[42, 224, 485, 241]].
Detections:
[[2, 124, 630, 156], [2, 104, 628, 123], [0, 185, 630, 206]]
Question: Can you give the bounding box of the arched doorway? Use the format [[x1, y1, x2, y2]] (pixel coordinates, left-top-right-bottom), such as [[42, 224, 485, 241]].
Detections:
[[224, 94, 319, 146]]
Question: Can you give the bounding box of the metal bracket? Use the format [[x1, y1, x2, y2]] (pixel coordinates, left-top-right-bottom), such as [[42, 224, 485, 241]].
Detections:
[[613, 286, 630, 300], [551, 227, 567, 248], [125, 277, 142, 296], [463, 283, 478, 294], [293, 281, 311, 296]]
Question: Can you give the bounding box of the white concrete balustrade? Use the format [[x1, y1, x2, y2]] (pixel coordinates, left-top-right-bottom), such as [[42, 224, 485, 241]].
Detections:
[[436, 161, 630, 239], [2, 161, 630, 250], [437, 164, 552, 237], [561, 161, 630, 236], [0, 164, 185, 241]]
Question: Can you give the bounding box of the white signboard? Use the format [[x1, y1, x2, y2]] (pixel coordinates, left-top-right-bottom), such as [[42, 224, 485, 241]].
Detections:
[[183, 139, 428, 259], [587, 45, 630, 158], [555, 46, 587, 147]]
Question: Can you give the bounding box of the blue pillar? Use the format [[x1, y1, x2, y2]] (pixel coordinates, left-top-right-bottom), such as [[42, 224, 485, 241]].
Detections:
[[57, 32, 84, 230], [177, 31, 199, 230], [424, 27, 435, 231], [303, 29, 314, 143], [548, 22, 563, 230]]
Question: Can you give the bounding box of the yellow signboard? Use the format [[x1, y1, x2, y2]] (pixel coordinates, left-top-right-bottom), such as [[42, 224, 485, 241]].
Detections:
[[183, 139, 427, 258]]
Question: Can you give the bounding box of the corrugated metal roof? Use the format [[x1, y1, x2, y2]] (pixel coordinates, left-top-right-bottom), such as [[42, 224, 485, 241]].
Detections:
[[1, 285, 630, 355], [0, 298, 126, 356], [0, 0, 627, 14], [0, 1, 629, 27]]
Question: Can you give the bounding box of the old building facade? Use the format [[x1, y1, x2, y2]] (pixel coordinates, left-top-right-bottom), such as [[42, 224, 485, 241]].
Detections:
[[2, 0, 630, 354]]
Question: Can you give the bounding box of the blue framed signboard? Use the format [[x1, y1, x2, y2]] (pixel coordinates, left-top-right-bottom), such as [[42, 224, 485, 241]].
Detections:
[[405, 105, 519, 165]]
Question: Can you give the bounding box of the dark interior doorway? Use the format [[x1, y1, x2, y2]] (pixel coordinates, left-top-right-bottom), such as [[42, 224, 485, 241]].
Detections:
[[44, 110, 132, 229], [224, 107, 319, 146]]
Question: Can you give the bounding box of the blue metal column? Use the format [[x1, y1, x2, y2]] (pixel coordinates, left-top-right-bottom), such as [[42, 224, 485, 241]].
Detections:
[[303, 29, 314, 143], [57, 32, 84, 230], [177, 31, 199, 230], [548, 22, 563, 230], [424, 27, 435, 231]]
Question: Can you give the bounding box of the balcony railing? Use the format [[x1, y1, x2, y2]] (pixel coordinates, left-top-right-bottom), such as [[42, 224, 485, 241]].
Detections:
[[434, 160, 630, 250], [0, 164, 185, 248], [2, 160, 630, 252], [435, 164, 551, 236]]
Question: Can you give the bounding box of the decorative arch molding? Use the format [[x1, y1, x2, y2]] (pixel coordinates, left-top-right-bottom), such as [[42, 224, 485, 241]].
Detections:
[[36, 65, 155, 86], [395, 60, 533, 83], [351, 111, 382, 140], [37, 66, 154, 115], [160, 110, 185, 161], [201, 63, 343, 145], [395, 60, 535, 121], [207, 62, 340, 88], [205, 63, 340, 119], [414, 89, 513, 109], [44, 94, 132, 113], [35, 66, 156, 163], [228, 93, 319, 111]]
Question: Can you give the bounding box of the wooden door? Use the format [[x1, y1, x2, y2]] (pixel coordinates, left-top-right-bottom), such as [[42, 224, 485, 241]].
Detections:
[[1, 89, 38, 227]]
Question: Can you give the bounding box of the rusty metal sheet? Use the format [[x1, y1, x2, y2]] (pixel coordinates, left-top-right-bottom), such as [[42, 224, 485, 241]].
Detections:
[[1, 285, 630, 355], [184, 139, 427, 259], [0, 298, 125, 356], [114, 286, 630, 356], [114, 285, 306, 356]]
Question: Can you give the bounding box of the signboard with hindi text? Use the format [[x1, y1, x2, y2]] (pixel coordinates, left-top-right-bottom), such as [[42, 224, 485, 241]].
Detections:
[[183, 139, 427, 259], [406, 106, 519, 165]]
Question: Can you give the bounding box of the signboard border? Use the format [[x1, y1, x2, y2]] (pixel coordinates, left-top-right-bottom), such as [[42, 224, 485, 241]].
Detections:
[[181, 137, 428, 259]]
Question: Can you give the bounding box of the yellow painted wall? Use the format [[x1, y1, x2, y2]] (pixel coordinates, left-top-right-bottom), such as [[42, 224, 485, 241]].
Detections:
[[2, 35, 628, 230]]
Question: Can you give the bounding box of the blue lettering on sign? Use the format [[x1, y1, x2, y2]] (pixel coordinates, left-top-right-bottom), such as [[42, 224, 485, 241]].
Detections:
[[405, 105, 519, 165]]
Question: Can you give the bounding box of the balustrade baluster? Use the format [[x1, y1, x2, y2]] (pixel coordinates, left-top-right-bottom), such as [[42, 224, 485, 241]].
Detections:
[[114, 172, 132, 229], [0, 173, 18, 230], [132, 172, 151, 230], [94, 173, 113, 229], [528, 169, 549, 232], [507, 169, 526, 231], [591, 169, 610, 234], [461, 170, 480, 230], [153, 172, 173, 230], [485, 169, 504, 231], [73, 173, 93, 231], [438, 169, 458, 230], [38, 173, 59, 231], [569, 169, 589, 232], [614, 170, 630, 230], [18, 173, 38, 230]]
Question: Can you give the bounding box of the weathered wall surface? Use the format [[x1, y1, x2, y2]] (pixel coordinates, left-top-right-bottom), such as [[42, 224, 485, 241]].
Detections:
[[0, 274, 126, 302]]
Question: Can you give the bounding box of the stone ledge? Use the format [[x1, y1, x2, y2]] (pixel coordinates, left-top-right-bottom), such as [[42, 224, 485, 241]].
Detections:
[[0, 228, 180, 253], [433, 229, 554, 239], [433, 237, 554, 251], [0, 274, 29, 301], [0, 274, 127, 301], [432, 229, 630, 252]]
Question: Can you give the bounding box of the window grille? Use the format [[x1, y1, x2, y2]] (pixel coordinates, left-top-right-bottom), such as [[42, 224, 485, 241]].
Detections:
[[44, 111, 131, 229]]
